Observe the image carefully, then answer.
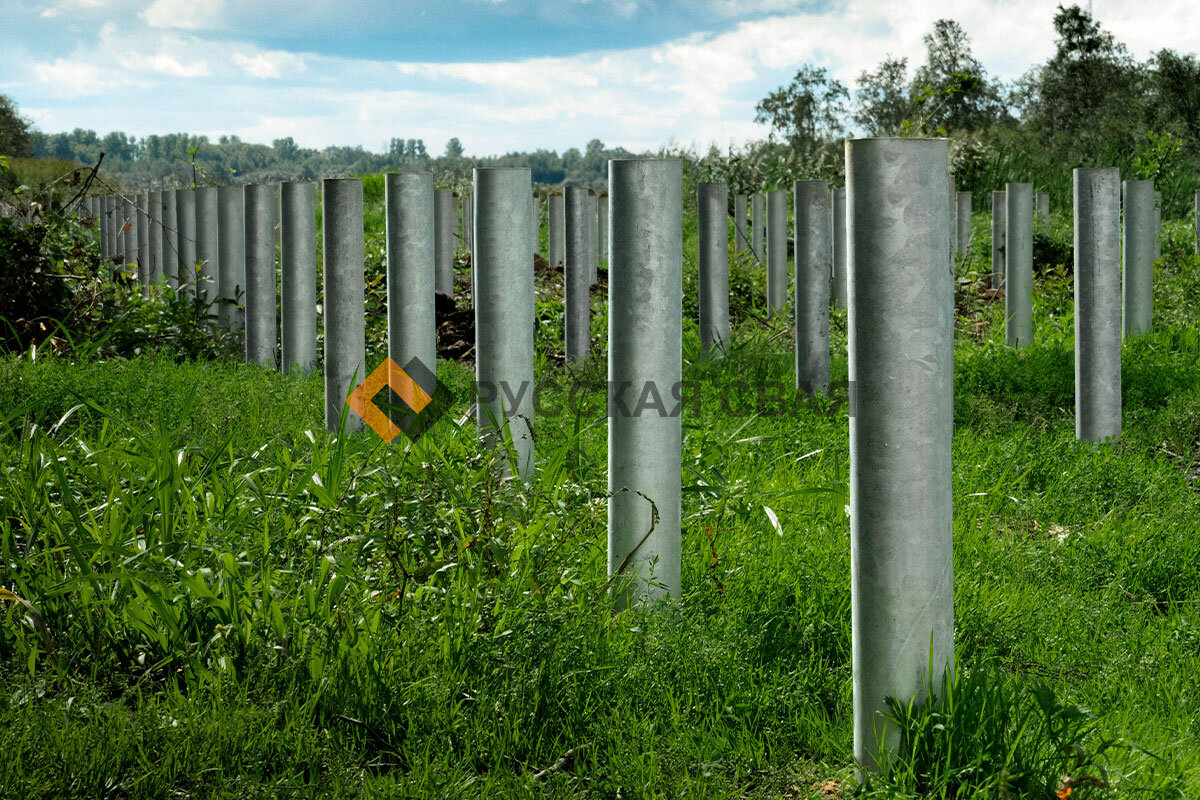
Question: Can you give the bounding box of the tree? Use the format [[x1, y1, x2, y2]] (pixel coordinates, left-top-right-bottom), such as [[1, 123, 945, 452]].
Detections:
[[853, 57, 911, 135], [909, 19, 1005, 134], [444, 137, 464, 158], [0, 93, 34, 158], [101, 131, 135, 164], [754, 65, 849, 150], [1148, 50, 1200, 152], [1023, 5, 1144, 162], [272, 136, 299, 160]]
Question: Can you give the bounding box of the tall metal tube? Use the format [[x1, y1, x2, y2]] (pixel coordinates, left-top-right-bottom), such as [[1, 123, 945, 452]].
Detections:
[[564, 186, 591, 362], [1074, 168, 1122, 444], [1122, 180, 1155, 338], [244, 184, 278, 368], [473, 168, 535, 480], [120, 196, 136, 273], [148, 190, 163, 287], [136, 192, 150, 294], [100, 196, 112, 261], [462, 192, 473, 252], [161, 189, 177, 289], [177, 189, 197, 298], [386, 172, 437, 394], [599, 192, 609, 265], [434, 188, 455, 297], [833, 186, 848, 310], [698, 181, 730, 358], [1153, 190, 1162, 262], [955, 191, 972, 254], [1036, 191, 1050, 228], [990, 190, 1006, 290], [532, 194, 541, 257], [794, 180, 831, 395], [322, 179, 366, 434], [766, 189, 788, 316], [218, 186, 246, 330], [734, 193, 749, 253], [1194, 189, 1199, 256], [548, 192, 565, 268], [608, 158, 682, 607], [195, 186, 219, 307], [751, 192, 764, 263], [281, 182, 318, 373], [1005, 183, 1034, 347], [846, 137, 954, 774], [588, 191, 598, 286]]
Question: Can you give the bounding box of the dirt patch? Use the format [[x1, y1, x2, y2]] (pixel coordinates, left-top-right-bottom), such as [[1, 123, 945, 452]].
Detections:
[[436, 292, 473, 363], [437, 252, 608, 364]]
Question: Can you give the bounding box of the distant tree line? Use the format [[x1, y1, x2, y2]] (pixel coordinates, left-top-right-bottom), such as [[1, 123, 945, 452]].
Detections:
[[17, 119, 639, 188]]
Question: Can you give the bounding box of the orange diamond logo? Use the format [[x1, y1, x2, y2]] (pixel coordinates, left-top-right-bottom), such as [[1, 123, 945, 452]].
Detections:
[[346, 357, 434, 443]]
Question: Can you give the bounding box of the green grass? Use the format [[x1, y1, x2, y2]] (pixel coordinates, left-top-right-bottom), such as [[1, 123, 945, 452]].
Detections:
[[2, 198, 1200, 798]]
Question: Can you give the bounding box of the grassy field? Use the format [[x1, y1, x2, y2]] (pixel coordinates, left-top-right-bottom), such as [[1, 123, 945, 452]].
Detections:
[[2, 186, 1200, 798]]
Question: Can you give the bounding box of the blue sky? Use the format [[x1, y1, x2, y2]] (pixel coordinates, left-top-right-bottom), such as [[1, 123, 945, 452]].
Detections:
[[1, 0, 1194, 156]]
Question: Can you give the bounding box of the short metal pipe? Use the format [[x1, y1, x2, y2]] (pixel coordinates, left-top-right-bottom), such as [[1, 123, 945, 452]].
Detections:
[[833, 186, 848, 309], [244, 184, 278, 368], [218, 186, 246, 330], [734, 193, 749, 253], [794, 180, 830, 395], [176, 189, 197, 298], [1122, 180, 1154, 338], [1036, 191, 1050, 228], [1074, 168, 1122, 444], [608, 158, 682, 608], [767, 189, 788, 315], [548, 192, 565, 268], [194, 186, 219, 307], [1005, 183, 1034, 347], [564, 186, 591, 362], [322, 179, 366, 434], [434, 188, 455, 297], [473, 167, 536, 480], [846, 137, 954, 774], [281, 182, 318, 373], [990, 190, 1006, 290], [386, 172, 437, 401], [955, 191, 972, 254]]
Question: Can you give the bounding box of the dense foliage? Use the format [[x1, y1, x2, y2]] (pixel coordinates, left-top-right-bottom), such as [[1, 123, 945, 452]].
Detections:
[[722, 6, 1200, 218]]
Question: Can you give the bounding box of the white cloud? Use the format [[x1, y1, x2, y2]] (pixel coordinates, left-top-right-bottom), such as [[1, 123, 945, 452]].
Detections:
[[32, 59, 116, 97], [232, 51, 308, 79], [141, 0, 225, 29]]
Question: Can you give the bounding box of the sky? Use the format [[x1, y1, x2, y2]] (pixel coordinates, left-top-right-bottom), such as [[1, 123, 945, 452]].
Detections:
[[1, 0, 1198, 157]]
